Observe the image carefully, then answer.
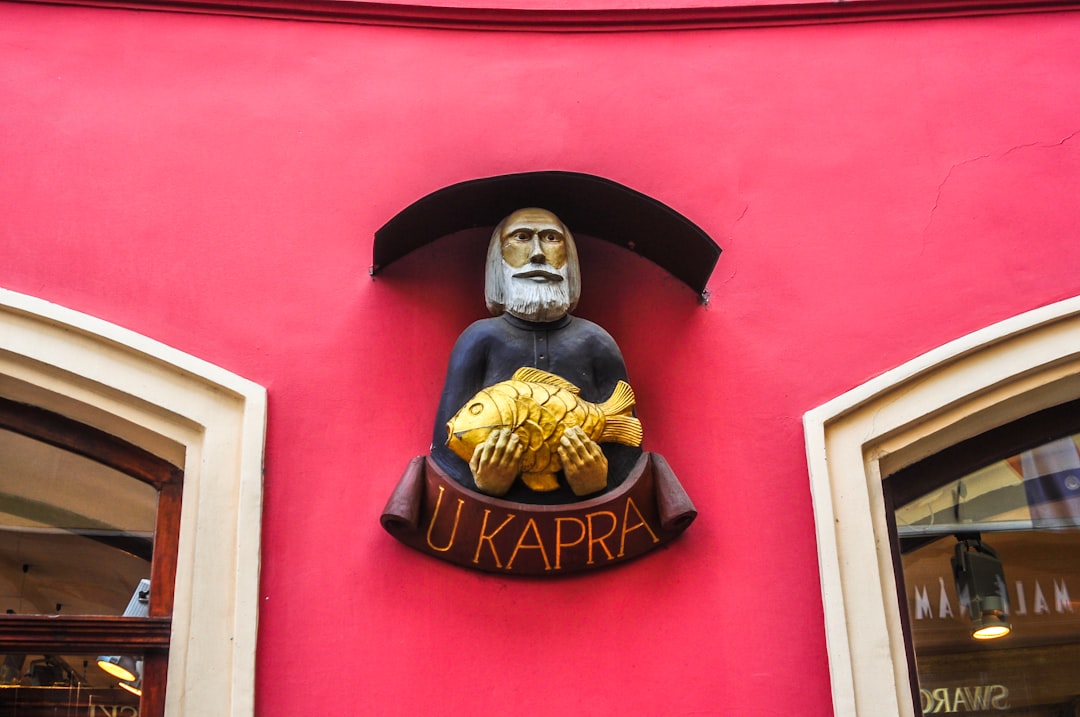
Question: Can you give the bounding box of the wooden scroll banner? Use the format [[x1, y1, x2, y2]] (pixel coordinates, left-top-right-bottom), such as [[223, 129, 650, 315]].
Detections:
[[381, 453, 696, 574]]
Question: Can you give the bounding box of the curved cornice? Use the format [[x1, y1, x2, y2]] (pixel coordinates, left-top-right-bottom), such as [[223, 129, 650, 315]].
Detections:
[[16, 0, 1080, 32], [373, 171, 721, 298]]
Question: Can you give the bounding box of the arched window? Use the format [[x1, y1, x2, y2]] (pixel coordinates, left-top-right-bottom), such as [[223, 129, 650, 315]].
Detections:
[[804, 295, 1080, 716], [887, 400, 1080, 714], [0, 288, 265, 717], [1, 398, 181, 716]]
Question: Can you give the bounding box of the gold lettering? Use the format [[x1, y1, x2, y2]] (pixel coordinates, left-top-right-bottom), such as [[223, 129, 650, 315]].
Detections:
[[586, 511, 618, 564], [990, 685, 1010, 710], [618, 497, 660, 557], [425, 486, 464, 552], [963, 686, 992, 711], [88, 705, 137, 716], [930, 687, 949, 713], [921, 685, 1012, 713], [554, 517, 586, 570], [506, 518, 552, 571], [473, 510, 516, 568]]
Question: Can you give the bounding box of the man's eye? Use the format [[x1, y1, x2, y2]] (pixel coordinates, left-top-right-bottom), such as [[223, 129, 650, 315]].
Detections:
[[542, 233, 562, 243]]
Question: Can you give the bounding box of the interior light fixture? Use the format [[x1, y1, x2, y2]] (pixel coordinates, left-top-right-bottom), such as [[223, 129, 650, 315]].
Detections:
[[951, 537, 1012, 640], [118, 658, 144, 696], [119, 667, 143, 697], [96, 579, 150, 682], [98, 655, 139, 682]]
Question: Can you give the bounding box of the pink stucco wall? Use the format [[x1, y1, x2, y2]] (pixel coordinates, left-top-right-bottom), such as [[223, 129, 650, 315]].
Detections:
[[2, 3, 1079, 714]]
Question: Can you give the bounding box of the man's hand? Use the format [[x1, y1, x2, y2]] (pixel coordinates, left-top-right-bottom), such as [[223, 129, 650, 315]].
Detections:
[[470, 429, 525, 497], [558, 426, 608, 496]]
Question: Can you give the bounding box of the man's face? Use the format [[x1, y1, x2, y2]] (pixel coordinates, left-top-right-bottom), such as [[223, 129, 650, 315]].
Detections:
[[494, 208, 572, 322], [499, 209, 568, 272]]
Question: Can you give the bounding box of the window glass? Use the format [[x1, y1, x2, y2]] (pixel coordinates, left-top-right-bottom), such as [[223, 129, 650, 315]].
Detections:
[[895, 432, 1080, 715], [0, 427, 156, 616], [0, 652, 142, 713]]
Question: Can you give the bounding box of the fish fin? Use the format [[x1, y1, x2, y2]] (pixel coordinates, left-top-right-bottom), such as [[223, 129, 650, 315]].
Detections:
[[512, 367, 581, 394], [521, 472, 560, 492], [600, 415, 643, 447], [598, 380, 636, 417]]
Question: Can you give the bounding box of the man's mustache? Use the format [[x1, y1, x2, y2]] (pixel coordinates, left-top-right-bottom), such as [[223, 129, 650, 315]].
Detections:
[[512, 268, 564, 282]]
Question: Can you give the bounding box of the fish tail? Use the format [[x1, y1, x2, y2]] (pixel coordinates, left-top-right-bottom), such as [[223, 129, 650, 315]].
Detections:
[[600, 415, 643, 447], [598, 380, 636, 417]]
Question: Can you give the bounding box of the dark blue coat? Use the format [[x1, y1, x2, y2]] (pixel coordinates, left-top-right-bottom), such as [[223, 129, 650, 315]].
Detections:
[[431, 313, 642, 504]]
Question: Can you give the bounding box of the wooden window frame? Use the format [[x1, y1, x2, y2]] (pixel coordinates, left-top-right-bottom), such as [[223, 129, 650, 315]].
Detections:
[[0, 396, 183, 717]]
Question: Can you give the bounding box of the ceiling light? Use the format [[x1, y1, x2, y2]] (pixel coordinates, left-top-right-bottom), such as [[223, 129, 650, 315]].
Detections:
[[951, 537, 1012, 640]]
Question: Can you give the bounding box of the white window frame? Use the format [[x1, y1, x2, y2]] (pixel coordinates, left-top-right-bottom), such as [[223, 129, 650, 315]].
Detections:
[[804, 295, 1080, 716], [0, 288, 266, 716]]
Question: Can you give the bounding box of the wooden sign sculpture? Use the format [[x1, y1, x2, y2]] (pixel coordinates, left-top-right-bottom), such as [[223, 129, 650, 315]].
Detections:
[[382, 207, 696, 574]]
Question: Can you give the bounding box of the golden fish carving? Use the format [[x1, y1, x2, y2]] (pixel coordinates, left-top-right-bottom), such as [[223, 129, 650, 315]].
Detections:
[[446, 367, 643, 493]]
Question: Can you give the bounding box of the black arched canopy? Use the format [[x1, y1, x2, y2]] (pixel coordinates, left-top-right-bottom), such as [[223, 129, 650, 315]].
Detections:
[[372, 171, 721, 298]]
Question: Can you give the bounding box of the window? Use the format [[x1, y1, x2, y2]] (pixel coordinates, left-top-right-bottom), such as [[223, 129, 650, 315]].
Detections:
[[0, 288, 266, 716], [804, 295, 1080, 716], [1, 398, 182, 716], [887, 400, 1080, 715]]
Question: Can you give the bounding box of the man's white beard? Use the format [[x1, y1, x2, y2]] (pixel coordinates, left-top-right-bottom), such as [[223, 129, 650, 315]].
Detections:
[[502, 261, 571, 323]]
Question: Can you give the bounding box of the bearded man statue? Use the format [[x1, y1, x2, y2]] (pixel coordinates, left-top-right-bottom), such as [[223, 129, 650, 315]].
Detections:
[[430, 208, 642, 504]]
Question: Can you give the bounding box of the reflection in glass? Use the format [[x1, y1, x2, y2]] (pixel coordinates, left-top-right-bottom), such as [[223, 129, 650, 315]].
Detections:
[[896, 435, 1080, 533], [0, 429, 156, 616], [951, 538, 1012, 640], [895, 432, 1080, 715], [0, 652, 142, 712]]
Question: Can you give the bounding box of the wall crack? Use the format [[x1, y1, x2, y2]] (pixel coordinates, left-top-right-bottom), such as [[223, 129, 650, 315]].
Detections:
[[921, 128, 1080, 252]]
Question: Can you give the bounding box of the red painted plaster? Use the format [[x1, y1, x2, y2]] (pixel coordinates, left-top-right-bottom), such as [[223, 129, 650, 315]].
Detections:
[[1, 3, 1079, 714]]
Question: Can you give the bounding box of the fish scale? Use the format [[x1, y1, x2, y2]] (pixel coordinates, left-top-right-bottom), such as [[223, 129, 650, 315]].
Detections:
[[445, 367, 643, 494]]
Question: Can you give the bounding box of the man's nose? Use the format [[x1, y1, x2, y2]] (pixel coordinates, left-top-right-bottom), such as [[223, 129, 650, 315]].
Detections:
[[528, 235, 546, 264]]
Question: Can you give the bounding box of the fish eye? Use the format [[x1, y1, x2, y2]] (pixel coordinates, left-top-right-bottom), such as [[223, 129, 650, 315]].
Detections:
[[469, 402, 484, 415]]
